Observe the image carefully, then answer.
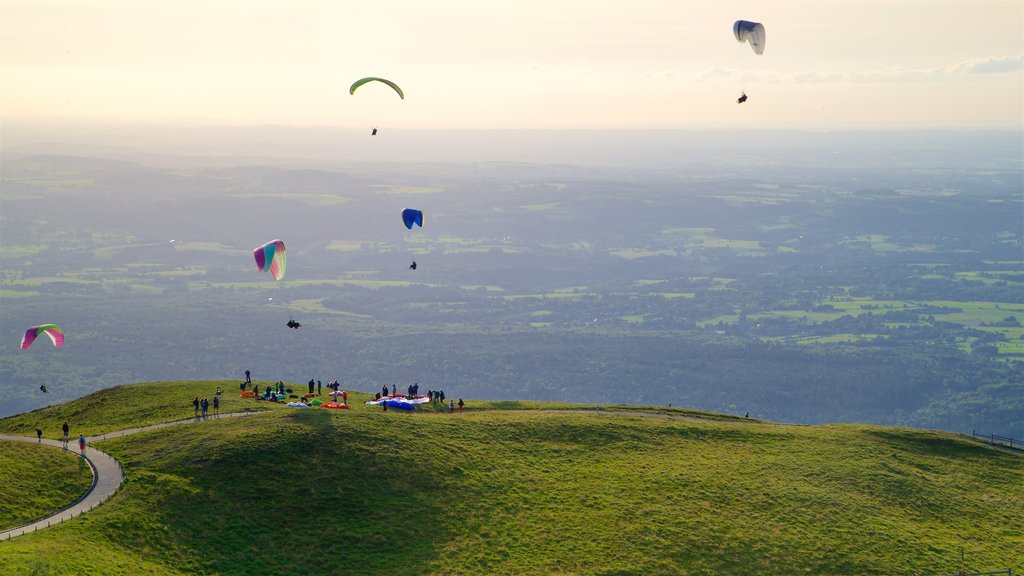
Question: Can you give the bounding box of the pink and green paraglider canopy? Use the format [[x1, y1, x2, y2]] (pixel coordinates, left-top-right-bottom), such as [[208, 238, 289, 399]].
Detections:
[[253, 239, 287, 281], [21, 324, 64, 350]]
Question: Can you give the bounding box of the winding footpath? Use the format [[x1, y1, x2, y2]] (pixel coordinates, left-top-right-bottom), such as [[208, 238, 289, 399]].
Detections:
[[0, 410, 259, 541]]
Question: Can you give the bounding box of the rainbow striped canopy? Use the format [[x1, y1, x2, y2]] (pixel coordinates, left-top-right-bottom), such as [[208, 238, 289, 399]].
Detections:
[[253, 239, 287, 281]]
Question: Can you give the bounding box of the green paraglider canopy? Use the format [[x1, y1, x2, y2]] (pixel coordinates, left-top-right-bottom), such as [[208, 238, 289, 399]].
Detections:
[[349, 77, 405, 100]]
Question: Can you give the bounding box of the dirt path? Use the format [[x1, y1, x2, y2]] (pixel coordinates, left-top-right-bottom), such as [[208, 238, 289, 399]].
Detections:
[[0, 410, 259, 541]]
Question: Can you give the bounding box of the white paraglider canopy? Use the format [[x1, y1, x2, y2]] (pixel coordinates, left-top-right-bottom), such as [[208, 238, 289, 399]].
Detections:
[[733, 20, 766, 55]]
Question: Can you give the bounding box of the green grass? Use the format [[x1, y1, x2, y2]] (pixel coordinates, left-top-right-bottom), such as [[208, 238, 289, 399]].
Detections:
[[0, 441, 93, 530], [0, 383, 1020, 575], [0, 245, 46, 257], [0, 381, 282, 438], [325, 240, 365, 252], [0, 290, 39, 298], [699, 298, 1024, 359], [229, 193, 353, 206]]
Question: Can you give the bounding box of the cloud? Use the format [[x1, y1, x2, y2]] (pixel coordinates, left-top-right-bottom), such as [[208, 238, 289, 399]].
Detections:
[[692, 66, 739, 81], [774, 54, 1023, 84], [950, 54, 1023, 74]]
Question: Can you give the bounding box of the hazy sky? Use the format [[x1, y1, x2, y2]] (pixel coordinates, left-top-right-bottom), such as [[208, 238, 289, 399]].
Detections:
[[2, 0, 1022, 129]]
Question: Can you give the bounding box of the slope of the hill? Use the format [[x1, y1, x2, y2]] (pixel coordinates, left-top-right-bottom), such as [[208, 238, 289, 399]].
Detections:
[[0, 442, 93, 530], [0, 381, 1020, 575]]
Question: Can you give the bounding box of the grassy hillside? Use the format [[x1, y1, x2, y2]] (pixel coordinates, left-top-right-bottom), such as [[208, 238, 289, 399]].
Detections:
[[0, 382, 1020, 575], [0, 442, 93, 530]]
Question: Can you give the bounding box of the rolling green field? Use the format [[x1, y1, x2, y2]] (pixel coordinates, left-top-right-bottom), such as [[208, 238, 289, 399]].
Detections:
[[0, 381, 1020, 575], [0, 442, 94, 531]]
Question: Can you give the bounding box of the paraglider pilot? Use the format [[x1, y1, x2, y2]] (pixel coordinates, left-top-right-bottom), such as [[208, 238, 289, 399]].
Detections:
[[287, 319, 302, 329], [371, 128, 378, 136], [737, 92, 748, 104], [40, 384, 48, 393], [409, 261, 417, 271]]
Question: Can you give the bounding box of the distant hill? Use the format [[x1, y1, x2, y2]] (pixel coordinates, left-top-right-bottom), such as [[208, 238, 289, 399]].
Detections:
[[0, 381, 1020, 575]]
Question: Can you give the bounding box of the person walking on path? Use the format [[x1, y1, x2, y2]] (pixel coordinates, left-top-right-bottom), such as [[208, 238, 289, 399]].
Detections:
[[78, 434, 86, 455], [36, 428, 42, 443], [449, 400, 455, 414], [458, 398, 464, 413], [62, 421, 69, 449], [200, 398, 209, 419], [193, 397, 200, 418], [213, 395, 220, 417]]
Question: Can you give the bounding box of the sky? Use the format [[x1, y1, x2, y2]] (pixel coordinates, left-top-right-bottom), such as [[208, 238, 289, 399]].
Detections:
[[1, 0, 1022, 129]]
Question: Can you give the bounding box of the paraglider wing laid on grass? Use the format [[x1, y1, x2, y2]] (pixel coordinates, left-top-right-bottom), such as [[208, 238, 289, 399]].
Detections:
[[349, 77, 405, 100], [733, 20, 766, 55], [402, 208, 423, 230], [21, 324, 64, 350], [253, 239, 287, 281]]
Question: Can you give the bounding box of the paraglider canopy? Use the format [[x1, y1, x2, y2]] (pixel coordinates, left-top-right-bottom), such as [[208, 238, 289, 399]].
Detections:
[[733, 20, 766, 55], [402, 208, 424, 229], [350, 77, 405, 100], [254, 239, 287, 281], [21, 324, 63, 350]]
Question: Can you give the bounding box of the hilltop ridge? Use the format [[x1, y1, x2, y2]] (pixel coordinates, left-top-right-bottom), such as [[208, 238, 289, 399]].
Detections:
[[0, 380, 1020, 575]]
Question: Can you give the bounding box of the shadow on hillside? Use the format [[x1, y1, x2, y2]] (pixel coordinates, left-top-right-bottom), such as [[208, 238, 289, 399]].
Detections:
[[108, 411, 457, 576], [863, 428, 1006, 459]]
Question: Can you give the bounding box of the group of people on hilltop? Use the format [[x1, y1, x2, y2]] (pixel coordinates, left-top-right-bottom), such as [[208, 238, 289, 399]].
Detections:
[[241, 370, 464, 413], [241, 370, 350, 404], [191, 393, 220, 419]]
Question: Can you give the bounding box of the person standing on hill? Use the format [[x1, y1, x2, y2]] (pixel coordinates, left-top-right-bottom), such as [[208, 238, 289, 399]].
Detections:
[[36, 428, 42, 442], [62, 421, 69, 448], [382, 385, 389, 398], [458, 398, 464, 413], [449, 399, 455, 414], [200, 398, 209, 419], [213, 394, 220, 417], [341, 390, 348, 404], [317, 380, 322, 395], [245, 369, 251, 384], [308, 379, 315, 395], [193, 397, 200, 418], [78, 434, 86, 455]]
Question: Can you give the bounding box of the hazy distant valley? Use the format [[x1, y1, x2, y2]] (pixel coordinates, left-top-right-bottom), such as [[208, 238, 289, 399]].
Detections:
[[1, 126, 1021, 435]]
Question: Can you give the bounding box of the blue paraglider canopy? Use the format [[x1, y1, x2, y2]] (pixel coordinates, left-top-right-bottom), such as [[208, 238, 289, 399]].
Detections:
[[402, 208, 423, 229]]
